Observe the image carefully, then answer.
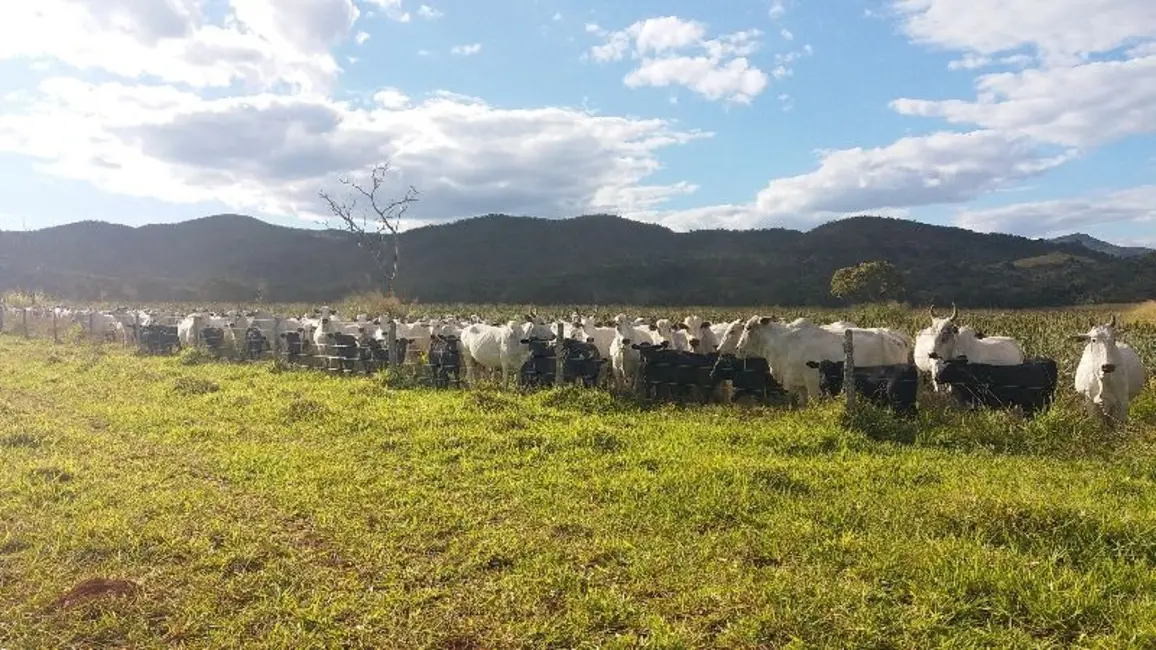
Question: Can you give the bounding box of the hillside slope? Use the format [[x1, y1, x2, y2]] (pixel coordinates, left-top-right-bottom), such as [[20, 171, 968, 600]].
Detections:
[[1049, 233, 1153, 258], [1, 214, 1154, 307]]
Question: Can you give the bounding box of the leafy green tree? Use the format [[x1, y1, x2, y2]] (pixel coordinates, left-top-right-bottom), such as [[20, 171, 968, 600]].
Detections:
[[830, 260, 905, 303]]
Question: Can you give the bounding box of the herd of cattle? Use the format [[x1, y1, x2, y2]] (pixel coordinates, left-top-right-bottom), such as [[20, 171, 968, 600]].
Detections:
[[8, 303, 1150, 424]]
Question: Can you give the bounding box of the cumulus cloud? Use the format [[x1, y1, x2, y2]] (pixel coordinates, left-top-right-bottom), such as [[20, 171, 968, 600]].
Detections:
[[586, 17, 791, 104], [892, 0, 1156, 66], [956, 185, 1156, 237], [892, 54, 1156, 148], [0, 0, 359, 92], [417, 5, 443, 19], [0, 77, 711, 222], [633, 130, 1071, 230]]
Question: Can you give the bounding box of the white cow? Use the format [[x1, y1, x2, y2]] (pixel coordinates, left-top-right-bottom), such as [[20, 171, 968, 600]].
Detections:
[[822, 320, 858, 334], [609, 314, 655, 390], [570, 320, 617, 359], [177, 313, 212, 347], [915, 304, 1025, 390], [714, 319, 745, 355], [1073, 315, 1147, 423], [459, 318, 555, 386], [732, 316, 912, 404], [669, 323, 696, 352], [653, 319, 675, 346]]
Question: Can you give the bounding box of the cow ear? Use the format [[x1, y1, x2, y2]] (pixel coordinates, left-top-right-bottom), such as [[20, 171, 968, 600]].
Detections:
[[1070, 334, 1090, 342]]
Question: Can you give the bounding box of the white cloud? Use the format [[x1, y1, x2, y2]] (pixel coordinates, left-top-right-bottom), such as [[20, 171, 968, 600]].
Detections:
[[947, 53, 989, 70], [892, 0, 1156, 66], [768, 0, 786, 19], [355, 31, 370, 45], [587, 17, 776, 104], [417, 5, 442, 19], [892, 54, 1156, 148], [626, 57, 769, 104], [780, 29, 793, 41], [0, 0, 359, 92], [372, 87, 409, 109], [364, 0, 410, 22], [956, 185, 1156, 237], [0, 77, 711, 222], [552, 12, 562, 22], [450, 43, 482, 56], [629, 130, 1071, 230]]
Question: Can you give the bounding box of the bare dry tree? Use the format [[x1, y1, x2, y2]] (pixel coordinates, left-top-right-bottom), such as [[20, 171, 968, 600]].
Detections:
[[318, 163, 419, 297]]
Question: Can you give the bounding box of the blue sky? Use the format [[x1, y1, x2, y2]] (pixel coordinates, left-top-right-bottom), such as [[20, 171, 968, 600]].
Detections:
[[0, 0, 1154, 246]]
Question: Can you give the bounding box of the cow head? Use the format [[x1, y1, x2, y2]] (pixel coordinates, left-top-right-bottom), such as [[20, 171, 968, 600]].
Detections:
[[732, 316, 775, 359], [1072, 315, 1123, 378], [712, 319, 744, 355]]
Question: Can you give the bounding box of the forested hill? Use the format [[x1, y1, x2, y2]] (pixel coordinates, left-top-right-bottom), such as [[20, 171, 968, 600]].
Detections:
[[1, 213, 1154, 307]]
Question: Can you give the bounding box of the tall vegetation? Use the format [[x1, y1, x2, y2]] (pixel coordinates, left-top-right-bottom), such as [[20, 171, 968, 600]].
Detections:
[[830, 260, 905, 303]]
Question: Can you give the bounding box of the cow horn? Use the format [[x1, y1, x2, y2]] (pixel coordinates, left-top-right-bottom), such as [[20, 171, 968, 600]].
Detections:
[[928, 304, 937, 319], [949, 302, 958, 321]]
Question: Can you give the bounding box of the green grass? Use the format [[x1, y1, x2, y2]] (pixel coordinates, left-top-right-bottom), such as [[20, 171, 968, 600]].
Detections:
[[3, 332, 1156, 648]]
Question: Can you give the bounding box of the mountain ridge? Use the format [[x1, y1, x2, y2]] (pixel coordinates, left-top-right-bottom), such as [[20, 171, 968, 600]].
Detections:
[[1, 213, 1154, 307]]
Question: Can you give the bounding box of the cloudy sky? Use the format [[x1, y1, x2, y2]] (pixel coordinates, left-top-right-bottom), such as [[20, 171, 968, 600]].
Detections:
[[0, 0, 1154, 245]]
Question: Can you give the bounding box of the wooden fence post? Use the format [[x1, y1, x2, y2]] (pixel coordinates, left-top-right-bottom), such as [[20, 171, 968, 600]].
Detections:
[[88, 312, 94, 341], [273, 317, 282, 357], [555, 322, 565, 387], [52, 310, 58, 344], [22, 308, 28, 338], [843, 329, 856, 412], [388, 319, 399, 368]]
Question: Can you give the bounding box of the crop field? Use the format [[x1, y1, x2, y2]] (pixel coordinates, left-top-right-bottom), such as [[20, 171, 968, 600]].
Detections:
[[3, 303, 1156, 648]]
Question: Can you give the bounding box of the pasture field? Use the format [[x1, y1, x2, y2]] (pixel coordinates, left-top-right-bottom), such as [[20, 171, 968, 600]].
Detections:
[[3, 304, 1156, 648]]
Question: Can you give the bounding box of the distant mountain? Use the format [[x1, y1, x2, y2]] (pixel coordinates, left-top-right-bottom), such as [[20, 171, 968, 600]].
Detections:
[[2, 213, 1155, 307], [1049, 233, 1154, 258]]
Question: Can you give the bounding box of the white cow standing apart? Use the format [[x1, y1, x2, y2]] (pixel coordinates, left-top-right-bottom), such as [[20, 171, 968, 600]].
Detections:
[[732, 316, 911, 404], [1073, 315, 1147, 424], [914, 304, 1025, 390]]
